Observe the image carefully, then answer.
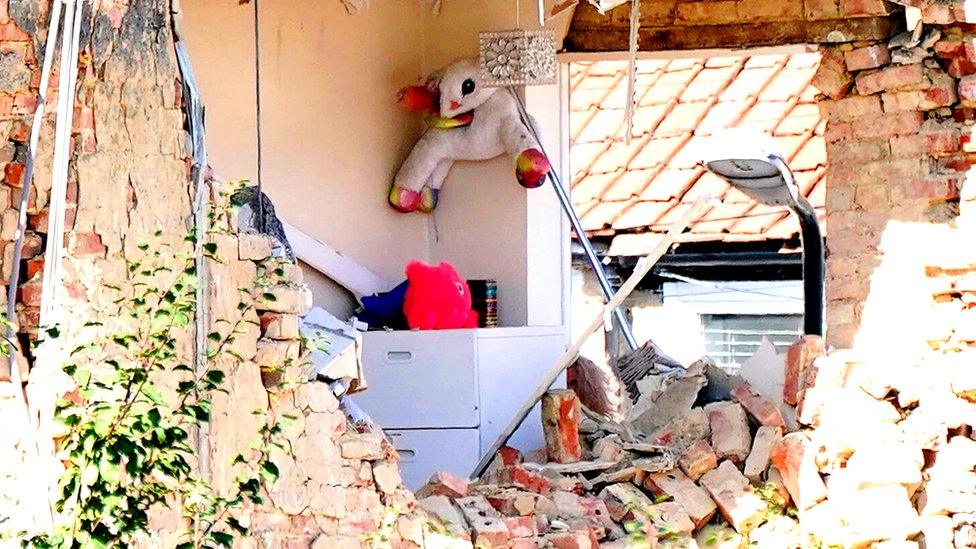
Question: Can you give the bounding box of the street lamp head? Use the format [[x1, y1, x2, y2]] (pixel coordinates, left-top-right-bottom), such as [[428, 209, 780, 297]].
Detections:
[[699, 130, 801, 209]]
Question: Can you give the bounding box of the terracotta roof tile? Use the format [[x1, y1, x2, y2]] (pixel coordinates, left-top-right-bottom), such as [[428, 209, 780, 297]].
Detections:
[[775, 102, 821, 135], [631, 103, 674, 136], [681, 64, 745, 102], [570, 51, 826, 248], [612, 200, 674, 230], [629, 135, 687, 170], [719, 65, 783, 102], [580, 200, 630, 231], [656, 101, 712, 135], [571, 141, 610, 179], [589, 137, 649, 175], [760, 65, 819, 101]]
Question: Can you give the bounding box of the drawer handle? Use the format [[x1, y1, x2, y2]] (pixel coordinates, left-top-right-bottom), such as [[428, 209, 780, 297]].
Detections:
[[398, 449, 417, 463], [386, 351, 413, 362]]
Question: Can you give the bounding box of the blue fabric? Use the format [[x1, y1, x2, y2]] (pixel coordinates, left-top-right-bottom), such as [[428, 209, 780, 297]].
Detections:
[[358, 280, 409, 330]]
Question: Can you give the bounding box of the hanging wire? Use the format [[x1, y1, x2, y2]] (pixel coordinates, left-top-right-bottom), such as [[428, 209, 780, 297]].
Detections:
[[7, 0, 63, 424], [253, 0, 265, 233], [623, 0, 640, 144]]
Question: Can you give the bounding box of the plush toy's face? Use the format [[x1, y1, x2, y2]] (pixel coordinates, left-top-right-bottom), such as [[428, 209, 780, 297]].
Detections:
[[403, 261, 479, 330], [437, 59, 496, 119]]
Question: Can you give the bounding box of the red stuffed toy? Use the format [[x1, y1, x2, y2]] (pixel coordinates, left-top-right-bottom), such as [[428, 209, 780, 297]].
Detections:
[[403, 261, 479, 330]]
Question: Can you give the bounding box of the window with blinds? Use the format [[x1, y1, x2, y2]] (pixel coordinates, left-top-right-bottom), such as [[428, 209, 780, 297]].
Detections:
[[702, 314, 803, 372]]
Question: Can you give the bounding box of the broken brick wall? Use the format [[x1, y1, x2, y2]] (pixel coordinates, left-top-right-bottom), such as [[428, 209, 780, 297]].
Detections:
[[0, 1, 420, 546], [565, 1, 976, 358]]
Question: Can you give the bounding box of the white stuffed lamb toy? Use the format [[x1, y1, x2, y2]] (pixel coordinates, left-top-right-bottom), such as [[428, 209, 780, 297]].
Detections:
[[389, 58, 552, 213]]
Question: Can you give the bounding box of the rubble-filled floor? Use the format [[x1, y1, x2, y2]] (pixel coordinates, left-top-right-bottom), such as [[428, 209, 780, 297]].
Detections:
[[406, 335, 976, 548]]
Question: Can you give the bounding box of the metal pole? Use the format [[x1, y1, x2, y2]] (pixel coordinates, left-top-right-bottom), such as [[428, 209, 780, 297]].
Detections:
[[792, 196, 824, 336], [509, 89, 639, 351], [471, 198, 711, 479]]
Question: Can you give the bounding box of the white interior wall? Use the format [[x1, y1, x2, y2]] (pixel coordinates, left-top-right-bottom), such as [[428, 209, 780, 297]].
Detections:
[[184, 1, 572, 326]]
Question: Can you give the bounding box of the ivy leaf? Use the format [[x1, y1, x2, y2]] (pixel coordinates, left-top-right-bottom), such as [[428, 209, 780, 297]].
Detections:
[[210, 531, 234, 546], [204, 370, 225, 385], [260, 461, 279, 483]]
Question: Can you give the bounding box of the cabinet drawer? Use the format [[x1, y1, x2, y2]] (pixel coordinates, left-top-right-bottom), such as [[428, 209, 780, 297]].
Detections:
[[385, 428, 479, 491], [357, 330, 479, 429]]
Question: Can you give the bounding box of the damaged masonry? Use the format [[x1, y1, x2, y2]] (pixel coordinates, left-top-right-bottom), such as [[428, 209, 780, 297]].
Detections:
[[415, 335, 976, 548]]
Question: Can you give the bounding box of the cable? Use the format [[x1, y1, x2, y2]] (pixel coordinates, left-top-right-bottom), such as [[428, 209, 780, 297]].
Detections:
[[253, 0, 264, 233], [6, 0, 63, 422], [656, 270, 803, 300]]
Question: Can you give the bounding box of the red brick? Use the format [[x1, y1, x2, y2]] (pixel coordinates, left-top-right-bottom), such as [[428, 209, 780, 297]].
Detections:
[[11, 94, 36, 115], [678, 439, 718, 481], [415, 471, 469, 500], [545, 531, 597, 549], [0, 95, 12, 117], [8, 122, 28, 142], [890, 127, 961, 158], [820, 95, 882, 121], [736, 0, 803, 21], [704, 401, 751, 464], [0, 21, 28, 41], [900, 176, 961, 201], [855, 64, 925, 95], [882, 83, 958, 113], [923, 4, 956, 24], [674, 1, 738, 25], [25, 257, 43, 280], [18, 279, 42, 307], [844, 44, 890, 72], [948, 58, 976, 78], [784, 335, 825, 406], [955, 4, 976, 23], [644, 469, 717, 527], [20, 233, 41, 258], [770, 433, 827, 510], [700, 460, 769, 533], [936, 153, 976, 172], [851, 111, 924, 139], [824, 121, 853, 143], [935, 40, 974, 59], [66, 232, 107, 256], [839, 0, 892, 15], [730, 378, 786, 428], [493, 465, 551, 495], [3, 163, 24, 187], [498, 446, 522, 466], [502, 515, 537, 538], [853, 184, 888, 208], [827, 139, 889, 163], [811, 49, 853, 100], [804, 0, 840, 19], [455, 496, 510, 548], [960, 74, 976, 107], [542, 390, 582, 464]]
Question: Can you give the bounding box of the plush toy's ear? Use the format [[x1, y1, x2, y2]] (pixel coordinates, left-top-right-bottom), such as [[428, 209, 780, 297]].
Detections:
[[405, 260, 426, 279]]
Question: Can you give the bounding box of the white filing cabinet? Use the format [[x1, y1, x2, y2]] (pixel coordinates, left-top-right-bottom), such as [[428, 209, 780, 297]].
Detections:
[[355, 326, 567, 490]]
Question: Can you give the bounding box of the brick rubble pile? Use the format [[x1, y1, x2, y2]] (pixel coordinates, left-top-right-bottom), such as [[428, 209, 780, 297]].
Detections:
[[414, 335, 976, 548]]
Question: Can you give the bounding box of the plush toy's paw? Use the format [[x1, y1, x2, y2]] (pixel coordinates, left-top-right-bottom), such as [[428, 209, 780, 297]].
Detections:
[[389, 185, 422, 213], [516, 148, 551, 189], [418, 187, 439, 213]]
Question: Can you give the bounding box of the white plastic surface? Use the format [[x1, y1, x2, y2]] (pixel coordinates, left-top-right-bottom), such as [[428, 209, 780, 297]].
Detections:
[[385, 428, 480, 491], [357, 330, 479, 429]]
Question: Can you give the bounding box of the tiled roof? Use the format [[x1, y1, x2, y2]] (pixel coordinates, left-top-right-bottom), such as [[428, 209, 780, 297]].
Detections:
[[570, 52, 827, 255]]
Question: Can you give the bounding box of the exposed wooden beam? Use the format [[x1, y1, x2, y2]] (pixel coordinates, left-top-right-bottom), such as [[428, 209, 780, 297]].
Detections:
[[564, 14, 900, 53]]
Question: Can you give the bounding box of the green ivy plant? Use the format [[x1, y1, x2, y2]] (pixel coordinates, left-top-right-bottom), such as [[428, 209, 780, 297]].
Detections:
[[22, 182, 296, 548]]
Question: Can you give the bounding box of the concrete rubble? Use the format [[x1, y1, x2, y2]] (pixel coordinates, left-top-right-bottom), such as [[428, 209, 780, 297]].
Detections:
[[412, 334, 976, 547]]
